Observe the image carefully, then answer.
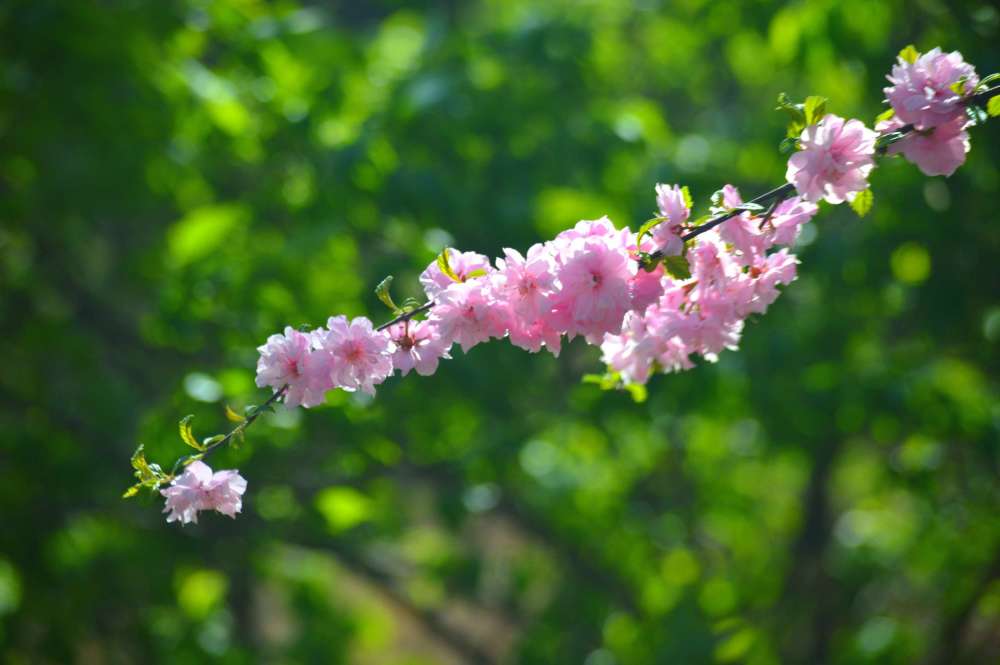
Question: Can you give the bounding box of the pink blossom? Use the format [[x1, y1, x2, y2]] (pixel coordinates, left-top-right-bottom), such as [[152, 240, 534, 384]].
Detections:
[[550, 235, 635, 343], [161, 461, 247, 525], [877, 115, 970, 177], [387, 319, 452, 376], [507, 317, 563, 356], [652, 184, 690, 256], [430, 279, 508, 353], [601, 311, 661, 384], [786, 114, 877, 204], [314, 316, 394, 395], [419, 249, 492, 299], [715, 185, 771, 263], [493, 245, 557, 320], [255, 327, 330, 408], [747, 249, 798, 314], [768, 196, 819, 246], [884, 47, 977, 130]]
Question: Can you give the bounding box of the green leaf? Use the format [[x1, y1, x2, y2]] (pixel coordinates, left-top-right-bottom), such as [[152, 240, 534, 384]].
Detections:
[[987, 96, 1000, 118], [131, 444, 152, 477], [374, 275, 400, 312], [849, 189, 874, 218], [625, 382, 647, 403], [898, 44, 920, 64], [636, 216, 667, 247], [803, 95, 827, 126], [464, 268, 488, 279], [735, 202, 765, 214], [949, 75, 969, 96], [202, 434, 226, 447], [875, 107, 895, 124], [436, 248, 462, 283], [179, 415, 205, 451], [224, 404, 246, 423], [977, 73, 1000, 89], [122, 483, 142, 499], [778, 136, 800, 154], [680, 185, 693, 210], [663, 254, 692, 280], [775, 92, 806, 137]]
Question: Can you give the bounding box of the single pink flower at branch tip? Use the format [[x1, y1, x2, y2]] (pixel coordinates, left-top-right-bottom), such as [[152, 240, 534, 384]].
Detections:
[[314, 315, 395, 396], [161, 460, 247, 525], [877, 115, 970, 177], [884, 47, 978, 130], [786, 113, 877, 204], [255, 326, 330, 408]]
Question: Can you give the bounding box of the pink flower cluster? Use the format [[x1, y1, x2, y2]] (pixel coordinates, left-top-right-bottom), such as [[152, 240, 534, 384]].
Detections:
[[256, 184, 818, 400], [879, 48, 978, 176], [601, 185, 813, 384], [161, 461, 247, 525]]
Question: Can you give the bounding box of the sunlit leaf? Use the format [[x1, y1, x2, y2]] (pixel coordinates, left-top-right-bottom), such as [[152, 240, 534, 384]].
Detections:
[[436, 248, 462, 282], [178, 415, 204, 451], [224, 404, 246, 423], [898, 44, 920, 64], [850, 189, 874, 217]]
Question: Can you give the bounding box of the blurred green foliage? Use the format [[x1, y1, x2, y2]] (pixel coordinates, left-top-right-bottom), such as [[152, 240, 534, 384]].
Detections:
[[2, 0, 999, 663]]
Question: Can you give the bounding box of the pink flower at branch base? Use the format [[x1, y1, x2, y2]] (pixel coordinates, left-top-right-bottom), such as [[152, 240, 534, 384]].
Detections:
[[161, 460, 247, 525], [884, 47, 978, 130], [255, 326, 330, 408], [786, 114, 877, 204], [387, 319, 452, 376], [877, 115, 970, 177], [314, 316, 395, 395]]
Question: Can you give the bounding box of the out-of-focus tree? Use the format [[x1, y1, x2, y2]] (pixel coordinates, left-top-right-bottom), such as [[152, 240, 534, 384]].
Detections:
[[1, 1, 998, 663]]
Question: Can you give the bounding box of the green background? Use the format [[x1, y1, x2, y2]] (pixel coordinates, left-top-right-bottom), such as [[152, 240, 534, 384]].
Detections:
[[2, 1, 999, 663]]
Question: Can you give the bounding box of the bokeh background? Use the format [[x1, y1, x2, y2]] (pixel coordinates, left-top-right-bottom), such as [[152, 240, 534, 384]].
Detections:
[[2, 1, 999, 663]]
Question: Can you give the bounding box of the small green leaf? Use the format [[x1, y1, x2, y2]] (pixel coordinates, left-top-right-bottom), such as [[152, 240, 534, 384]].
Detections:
[[203, 434, 226, 447], [898, 44, 920, 64], [663, 255, 692, 280], [636, 216, 667, 247], [775, 92, 806, 137], [374, 275, 400, 313], [436, 248, 462, 283], [680, 185, 693, 210], [179, 415, 205, 451], [122, 483, 142, 499], [849, 189, 874, 218], [987, 96, 1000, 118], [978, 73, 1000, 88], [625, 382, 647, 403], [803, 95, 827, 126], [949, 75, 969, 96], [735, 202, 765, 214], [224, 404, 246, 423], [464, 268, 488, 279], [778, 136, 800, 154], [875, 107, 895, 124]]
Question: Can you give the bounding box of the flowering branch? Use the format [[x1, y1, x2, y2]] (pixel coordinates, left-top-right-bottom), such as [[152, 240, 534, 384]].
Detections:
[[129, 45, 999, 526]]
